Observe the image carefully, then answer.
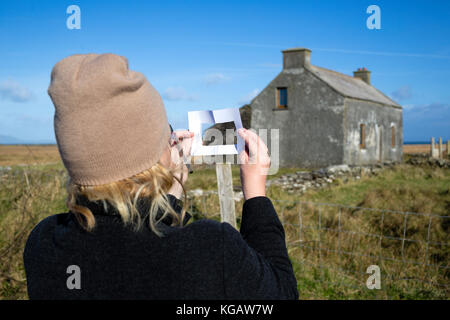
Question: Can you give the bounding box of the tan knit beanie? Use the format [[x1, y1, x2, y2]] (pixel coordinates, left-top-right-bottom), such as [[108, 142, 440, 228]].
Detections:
[[48, 53, 171, 186]]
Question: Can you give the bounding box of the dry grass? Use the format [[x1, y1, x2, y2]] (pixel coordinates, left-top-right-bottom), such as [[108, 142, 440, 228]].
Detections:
[[0, 146, 449, 300], [404, 144, 448, 154], [180, 164, 450, 299], [0, 145, 61, 166], [0, 164, 67, 299]]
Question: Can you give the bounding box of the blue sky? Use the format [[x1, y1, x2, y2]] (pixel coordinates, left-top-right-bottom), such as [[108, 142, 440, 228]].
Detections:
[[0, 0, 449, 143]]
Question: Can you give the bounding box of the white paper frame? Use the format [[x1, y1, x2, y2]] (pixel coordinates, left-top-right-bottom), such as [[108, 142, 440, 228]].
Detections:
[[188, 108, 244, 156]]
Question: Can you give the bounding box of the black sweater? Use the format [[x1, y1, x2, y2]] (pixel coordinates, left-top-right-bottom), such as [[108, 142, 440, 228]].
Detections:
[[23, 195, 298, 300]]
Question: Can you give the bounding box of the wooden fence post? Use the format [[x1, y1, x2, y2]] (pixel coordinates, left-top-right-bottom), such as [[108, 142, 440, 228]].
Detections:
[[216, 163, 236, 228], [431, 137, 435, 158]]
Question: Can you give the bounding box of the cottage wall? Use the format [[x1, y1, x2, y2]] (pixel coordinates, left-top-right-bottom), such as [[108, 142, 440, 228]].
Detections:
[[343, 99, 403, 165], [251, 68, 346, 167]]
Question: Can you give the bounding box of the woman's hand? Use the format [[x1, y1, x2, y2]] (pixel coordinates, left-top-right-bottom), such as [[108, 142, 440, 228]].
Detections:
[[238, 128, 271, 200], [167, 130, 194, 198]]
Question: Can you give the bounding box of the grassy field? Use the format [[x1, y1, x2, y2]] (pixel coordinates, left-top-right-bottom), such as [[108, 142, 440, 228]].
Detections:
[[0, 146, 449, 300], [0, 143, 442, 164], [0, 145, 61, 166], [187, 162, 450, 299]]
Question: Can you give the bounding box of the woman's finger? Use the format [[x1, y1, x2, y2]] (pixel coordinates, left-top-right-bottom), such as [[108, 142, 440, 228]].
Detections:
[[238, 129, 257, 164], [246, 129, 269, 155], [238, 128, 250, 146], [174, 131, 194, 140], [244, 129, 268, 153], [238, 148, 248, 164], [240, 129, 268, 162], [237, 129, 250, 163], [172, 130, 194, 156]]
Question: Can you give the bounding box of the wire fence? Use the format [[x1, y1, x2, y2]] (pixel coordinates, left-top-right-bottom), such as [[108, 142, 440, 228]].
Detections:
[[0, 166, 449, 299], [185, 193, 450, 299]]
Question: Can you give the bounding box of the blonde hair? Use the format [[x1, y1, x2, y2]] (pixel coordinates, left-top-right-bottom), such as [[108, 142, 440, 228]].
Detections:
[[66, 162, 187, 237]]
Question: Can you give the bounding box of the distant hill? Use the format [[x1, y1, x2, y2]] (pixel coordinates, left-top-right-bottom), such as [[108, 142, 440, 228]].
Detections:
[[0, 135, 56, 145], [0, 135, 24, 144]]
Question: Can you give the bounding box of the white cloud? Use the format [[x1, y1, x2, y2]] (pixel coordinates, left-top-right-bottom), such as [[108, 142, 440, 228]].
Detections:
[[391, 85, 412, 101], [404, 102, 449, 113], [162, 87, 197, 102], [403, 102, 450, 141], [0, 79, 34, 103], [402, 104, 415, 110], [203, 73, 230, 85], [238, 89, 260, 105]]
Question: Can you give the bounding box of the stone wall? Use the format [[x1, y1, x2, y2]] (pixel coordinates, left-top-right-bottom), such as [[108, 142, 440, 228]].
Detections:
[[266, 163, 389, 194], [405, 153, 450, 168]]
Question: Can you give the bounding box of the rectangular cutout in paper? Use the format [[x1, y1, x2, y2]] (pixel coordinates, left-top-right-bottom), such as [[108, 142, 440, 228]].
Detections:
[[188, 107, 244, 156]]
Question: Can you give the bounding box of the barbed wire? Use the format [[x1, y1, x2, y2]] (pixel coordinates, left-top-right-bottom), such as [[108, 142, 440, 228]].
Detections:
[[1, 168, 448, 298], [185, 193, 449, 296]]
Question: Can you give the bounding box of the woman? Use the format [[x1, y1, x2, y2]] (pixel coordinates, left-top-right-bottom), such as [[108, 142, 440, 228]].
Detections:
[[23, 53, 299, 300]]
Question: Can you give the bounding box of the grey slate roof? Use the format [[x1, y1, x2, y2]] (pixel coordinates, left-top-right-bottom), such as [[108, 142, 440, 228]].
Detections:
[[308, 65, 401, 108]]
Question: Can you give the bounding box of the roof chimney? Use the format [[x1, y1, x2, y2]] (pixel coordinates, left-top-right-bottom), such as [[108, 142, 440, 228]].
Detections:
[[353, 67, 371, 85], [282, 48, 311, 69]]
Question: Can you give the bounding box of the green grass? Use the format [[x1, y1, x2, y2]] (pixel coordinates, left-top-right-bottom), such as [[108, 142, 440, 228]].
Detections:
[[182, 163, 450, 299], [297, 165, 450, 215], [0, 162, 449, 299], [276, 164, 449, 299]]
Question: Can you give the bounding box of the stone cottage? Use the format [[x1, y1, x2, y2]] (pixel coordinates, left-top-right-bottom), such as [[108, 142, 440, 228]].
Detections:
[[248, 48, 403, 167]]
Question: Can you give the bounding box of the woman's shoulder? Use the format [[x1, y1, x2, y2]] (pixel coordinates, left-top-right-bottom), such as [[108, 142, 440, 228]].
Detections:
[[23, 213, 72, 255], [30, 212, 72, 234]]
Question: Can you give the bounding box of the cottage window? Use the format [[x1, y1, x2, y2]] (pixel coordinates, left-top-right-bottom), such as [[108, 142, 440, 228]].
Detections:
[[391, 126, 396, 148], [360, 124, 366, 149], [277, 87, 287, 109]]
